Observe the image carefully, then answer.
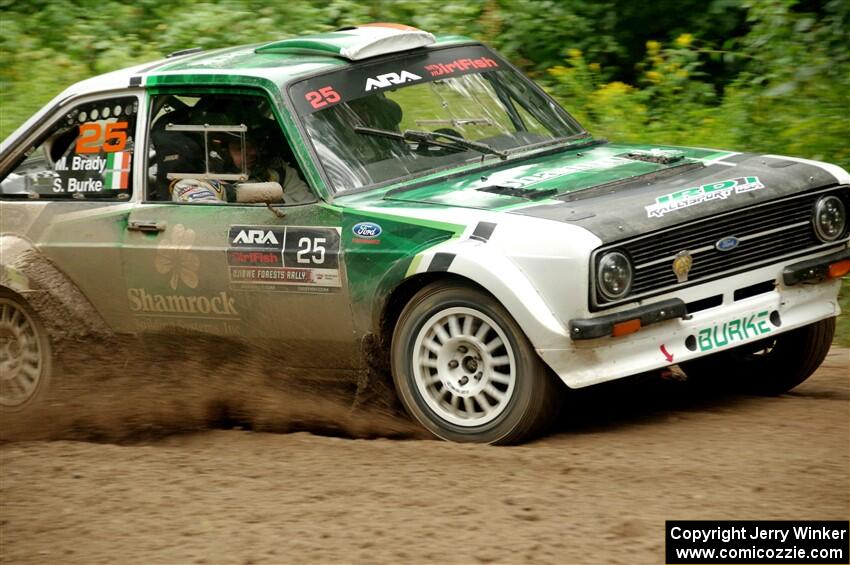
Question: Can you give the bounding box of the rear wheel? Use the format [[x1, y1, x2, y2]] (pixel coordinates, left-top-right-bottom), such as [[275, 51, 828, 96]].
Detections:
[[391, 282, 561, 444], [681, 318, 835, 395], [0, 290, 52, 412]]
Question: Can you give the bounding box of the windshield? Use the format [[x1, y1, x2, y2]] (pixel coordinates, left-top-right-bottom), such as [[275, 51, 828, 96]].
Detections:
[[289, 45, 584, 193]]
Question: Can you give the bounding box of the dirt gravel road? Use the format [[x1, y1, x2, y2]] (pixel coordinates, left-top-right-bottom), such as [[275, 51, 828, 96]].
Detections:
[[1, 349, 848, 564]]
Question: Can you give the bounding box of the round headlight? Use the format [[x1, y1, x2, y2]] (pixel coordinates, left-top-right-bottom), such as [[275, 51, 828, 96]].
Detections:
[[597, 251, 633, 300], [813, 195, 846, 242]]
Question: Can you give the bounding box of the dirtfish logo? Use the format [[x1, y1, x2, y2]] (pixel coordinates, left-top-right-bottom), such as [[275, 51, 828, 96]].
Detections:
[[232, 229, 279, 245], [365, 71, 422, 91], [646, 176, 764, 218]]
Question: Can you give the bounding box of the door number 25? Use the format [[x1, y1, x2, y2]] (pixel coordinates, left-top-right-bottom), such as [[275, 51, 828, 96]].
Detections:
[[297, 237, 326, 264]]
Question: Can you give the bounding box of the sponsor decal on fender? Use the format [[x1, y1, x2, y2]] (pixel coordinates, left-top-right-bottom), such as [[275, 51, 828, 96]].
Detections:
[[352, 221, 382, 244], [645, 176, 765, 218]]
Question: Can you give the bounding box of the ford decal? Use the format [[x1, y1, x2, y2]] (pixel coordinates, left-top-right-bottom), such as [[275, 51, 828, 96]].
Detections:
[[715, 236, 740, 252], [352, 222, 383, 239]]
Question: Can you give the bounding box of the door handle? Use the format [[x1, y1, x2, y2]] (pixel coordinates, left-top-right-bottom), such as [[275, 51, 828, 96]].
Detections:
[[128, 220, 167, 233]]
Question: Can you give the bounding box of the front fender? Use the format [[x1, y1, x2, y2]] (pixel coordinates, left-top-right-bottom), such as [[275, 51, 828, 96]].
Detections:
[[0, 235, 111, 339], [404, 216, 601, 351], [1, 236, 38, 294]]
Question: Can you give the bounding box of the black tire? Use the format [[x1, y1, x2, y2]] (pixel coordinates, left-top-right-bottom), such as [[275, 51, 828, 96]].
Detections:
[[0, 289, 53, 413], [681, 317, 835, 395], [390, 281, 562, 444]]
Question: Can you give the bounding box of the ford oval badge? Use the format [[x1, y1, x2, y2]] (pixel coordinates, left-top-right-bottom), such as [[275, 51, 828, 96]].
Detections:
[[715, 236, 739, 252], [352, 222, 382, 239]]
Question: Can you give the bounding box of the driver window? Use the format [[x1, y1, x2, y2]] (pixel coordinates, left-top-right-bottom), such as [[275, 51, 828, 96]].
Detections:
[[146, 93, 313, 205], [0, 96, 139, 199]]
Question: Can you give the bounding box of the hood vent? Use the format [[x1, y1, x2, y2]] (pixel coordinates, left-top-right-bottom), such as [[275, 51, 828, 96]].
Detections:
[[621, 149, 685, 165], [476, 185, 557, 200]]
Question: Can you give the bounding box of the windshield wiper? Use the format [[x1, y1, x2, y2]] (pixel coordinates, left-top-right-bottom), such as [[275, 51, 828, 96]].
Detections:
[[529, 132, 594, 149], [354, 126, 508, 160], [500, 132, 604, 156]]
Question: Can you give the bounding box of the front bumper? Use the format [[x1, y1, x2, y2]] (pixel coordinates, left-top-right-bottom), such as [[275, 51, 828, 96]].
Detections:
[[782, 248, 850, 286], [569, 247, 850, 341], [568, 298, 686, 340], [542, 253, 845, 389]]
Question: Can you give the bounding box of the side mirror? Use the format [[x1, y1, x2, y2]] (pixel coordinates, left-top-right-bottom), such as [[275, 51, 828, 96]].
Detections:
[[234, 182, 284, 204]]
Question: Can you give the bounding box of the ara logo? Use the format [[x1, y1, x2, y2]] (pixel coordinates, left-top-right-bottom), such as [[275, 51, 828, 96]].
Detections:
[[365, 71, 422, 91], [352, 222, 382, 238], [232, 229, 279, 245]]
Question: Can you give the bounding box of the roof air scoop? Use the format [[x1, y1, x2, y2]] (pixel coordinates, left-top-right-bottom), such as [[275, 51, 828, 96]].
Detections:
[[256, 23, 436, 61]]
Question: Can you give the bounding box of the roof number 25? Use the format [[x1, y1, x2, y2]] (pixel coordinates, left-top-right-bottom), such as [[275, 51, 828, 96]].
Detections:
[[75, 121, 129, 154], [305, 86, 341, 109]]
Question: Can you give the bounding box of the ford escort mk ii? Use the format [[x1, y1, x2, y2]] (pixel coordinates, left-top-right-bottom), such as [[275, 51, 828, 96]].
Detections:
[[1, 24, 848, 443]]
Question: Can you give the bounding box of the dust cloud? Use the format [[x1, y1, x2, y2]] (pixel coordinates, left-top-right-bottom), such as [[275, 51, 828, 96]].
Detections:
[[0, 334, 426, 443]]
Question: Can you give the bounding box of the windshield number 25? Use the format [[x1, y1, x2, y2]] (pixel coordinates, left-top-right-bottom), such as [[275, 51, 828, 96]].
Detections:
[[305, 87, 341, 109]]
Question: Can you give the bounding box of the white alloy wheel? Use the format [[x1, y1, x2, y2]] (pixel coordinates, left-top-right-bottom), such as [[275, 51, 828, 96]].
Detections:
[[412, 306, 516, 427], [0, 295, 51, 409], [391, 282, 562, 444]]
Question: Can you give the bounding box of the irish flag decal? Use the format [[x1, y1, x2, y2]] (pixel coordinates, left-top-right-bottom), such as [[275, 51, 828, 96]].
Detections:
[[104, 151, 131, 190]]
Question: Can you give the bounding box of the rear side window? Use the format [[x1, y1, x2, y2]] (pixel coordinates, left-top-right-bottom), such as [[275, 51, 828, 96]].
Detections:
[[0, 96, 139, 199]]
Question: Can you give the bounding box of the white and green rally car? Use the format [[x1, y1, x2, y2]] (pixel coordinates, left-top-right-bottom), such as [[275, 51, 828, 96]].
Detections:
[[1, 24, 848, 443]]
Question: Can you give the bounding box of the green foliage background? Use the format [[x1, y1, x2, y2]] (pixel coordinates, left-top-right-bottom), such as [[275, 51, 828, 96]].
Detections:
[[0, 0, 848, 344]]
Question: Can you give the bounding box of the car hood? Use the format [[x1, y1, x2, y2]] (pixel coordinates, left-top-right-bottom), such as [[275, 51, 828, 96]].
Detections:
[[382, 142, 841, 243]]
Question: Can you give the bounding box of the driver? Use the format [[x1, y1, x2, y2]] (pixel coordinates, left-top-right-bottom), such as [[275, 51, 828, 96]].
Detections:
[[170, 121, 312, 204]]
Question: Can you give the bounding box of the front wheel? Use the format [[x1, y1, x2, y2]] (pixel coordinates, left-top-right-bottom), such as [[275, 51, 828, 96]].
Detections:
[[0, 290, 53, 412], [391, 282, 561, 444], [681, 317, 835, 395]]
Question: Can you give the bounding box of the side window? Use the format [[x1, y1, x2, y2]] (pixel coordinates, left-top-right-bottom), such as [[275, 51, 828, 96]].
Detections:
[[147, 93, 313, 205], [0, 97, 139, 199]]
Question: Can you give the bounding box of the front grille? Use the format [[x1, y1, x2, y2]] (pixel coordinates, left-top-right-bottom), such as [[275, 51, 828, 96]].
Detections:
[[592, 185, 850, 309]]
